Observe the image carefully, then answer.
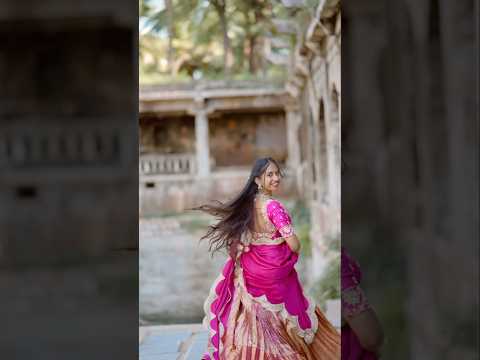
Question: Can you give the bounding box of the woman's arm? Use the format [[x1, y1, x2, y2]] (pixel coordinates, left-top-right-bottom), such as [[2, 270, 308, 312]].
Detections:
[[342, 248, 384, 354], [266, 200, 300, 252], [345, 308, 384, 354], [284, 234, 301, 253]]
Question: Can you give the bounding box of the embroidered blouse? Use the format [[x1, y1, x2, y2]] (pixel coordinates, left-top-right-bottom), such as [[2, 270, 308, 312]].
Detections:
[[241, 196, 296, 247], [341, 247, 371, 319], [266, 199, 295, 238]]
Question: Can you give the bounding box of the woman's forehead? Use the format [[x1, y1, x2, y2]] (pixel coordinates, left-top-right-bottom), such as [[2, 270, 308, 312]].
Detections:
[[265, 162, 279, 173]]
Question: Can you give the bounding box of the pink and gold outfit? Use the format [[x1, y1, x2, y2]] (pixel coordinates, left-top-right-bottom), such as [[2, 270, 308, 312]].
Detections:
[[341, 247, 378, 360], [202, 195, 340, 360]]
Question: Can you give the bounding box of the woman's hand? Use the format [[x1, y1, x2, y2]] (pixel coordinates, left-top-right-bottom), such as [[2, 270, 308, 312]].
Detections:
[[284, 234, 301, 253], [345, 308, 384, 354]]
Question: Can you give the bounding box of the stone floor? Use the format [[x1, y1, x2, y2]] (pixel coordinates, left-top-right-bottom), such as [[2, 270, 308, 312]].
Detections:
[[140, 300, 341, 360], [139, 216, 226, 324], [139, 324, 207, 360]]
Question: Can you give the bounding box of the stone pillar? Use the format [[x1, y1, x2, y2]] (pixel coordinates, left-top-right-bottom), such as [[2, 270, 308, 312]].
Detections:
[[194, 107, 210, 177], [326, 93, 341, 215], [285, 105, 302, 193], [286, 106, 301, 167]]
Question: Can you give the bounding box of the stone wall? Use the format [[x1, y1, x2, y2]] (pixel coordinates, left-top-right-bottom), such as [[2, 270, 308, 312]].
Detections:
[[139, 169, 296, 215], [0, 19, 137, 262], [140, 116, 195, 154], [139, 111, 287, 168], [342, 1, 477, 358], [287, 0, 341, 279], [0, 1, 138, 357], [209, 112, 287, 167]]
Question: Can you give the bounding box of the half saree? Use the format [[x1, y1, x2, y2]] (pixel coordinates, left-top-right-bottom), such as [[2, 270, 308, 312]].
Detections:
[[341, 247, 378, 360], [202, 194, 340, 360]]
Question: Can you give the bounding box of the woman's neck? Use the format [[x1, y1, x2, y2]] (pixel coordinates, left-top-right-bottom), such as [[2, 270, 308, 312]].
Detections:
[[257, 191, 273, 198]]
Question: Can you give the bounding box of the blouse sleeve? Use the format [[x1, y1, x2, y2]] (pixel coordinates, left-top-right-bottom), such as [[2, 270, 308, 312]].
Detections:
[[341, 248, 371, 318], [266, 200, 295, 237]]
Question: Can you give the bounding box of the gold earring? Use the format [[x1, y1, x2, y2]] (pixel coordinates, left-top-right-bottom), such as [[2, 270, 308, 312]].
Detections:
[[257, 183, 267, 195]]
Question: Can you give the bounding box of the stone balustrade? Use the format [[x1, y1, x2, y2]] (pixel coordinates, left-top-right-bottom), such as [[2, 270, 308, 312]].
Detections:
[[139, 153, 196, 175], [0, 125, 124, 168]]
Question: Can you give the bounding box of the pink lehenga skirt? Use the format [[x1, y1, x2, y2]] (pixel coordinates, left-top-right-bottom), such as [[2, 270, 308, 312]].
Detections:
[[203, 243, 340, 360]]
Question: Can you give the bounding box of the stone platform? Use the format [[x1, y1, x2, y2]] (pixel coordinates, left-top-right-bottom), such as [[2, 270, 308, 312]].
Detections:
[[140, 324, 207, 360], [140, 299, 341, 360]]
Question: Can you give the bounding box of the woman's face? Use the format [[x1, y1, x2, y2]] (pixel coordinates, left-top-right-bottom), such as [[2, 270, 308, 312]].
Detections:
[[259, 162, 281, 194]]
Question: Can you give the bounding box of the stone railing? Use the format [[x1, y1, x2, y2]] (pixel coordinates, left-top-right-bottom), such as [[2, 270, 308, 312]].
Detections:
[[139, 154, 196, 175], [0, 124, 124, 168], [140, 79, 285, 93]]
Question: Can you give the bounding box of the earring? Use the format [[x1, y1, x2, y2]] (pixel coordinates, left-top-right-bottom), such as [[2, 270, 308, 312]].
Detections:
[[257, 183, 267, 195]]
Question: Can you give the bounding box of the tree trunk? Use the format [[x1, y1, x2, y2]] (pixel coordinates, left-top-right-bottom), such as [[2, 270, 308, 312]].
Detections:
[[213, 0, 232, 75], [253, 3, 266, 77], [248, 34, 257, 74], [165, 0, 175, 75]]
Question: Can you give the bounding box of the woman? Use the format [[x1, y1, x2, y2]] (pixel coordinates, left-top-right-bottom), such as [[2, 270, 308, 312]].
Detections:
[[195, 157, 340, 360], [341, 247, 384, 359]]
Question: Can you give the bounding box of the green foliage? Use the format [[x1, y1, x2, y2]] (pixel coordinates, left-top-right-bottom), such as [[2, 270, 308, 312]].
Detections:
[[287, 197, 341, 309], [139, 0, 318, 83], [310, 253, 340, 309], [289, 199, 312, 257]]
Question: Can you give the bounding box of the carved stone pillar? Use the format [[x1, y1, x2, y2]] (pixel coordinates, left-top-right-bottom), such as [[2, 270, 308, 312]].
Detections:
[[285, 104, 302, 193], [193, 103, 210, 177], [286, 105, 302, 167]]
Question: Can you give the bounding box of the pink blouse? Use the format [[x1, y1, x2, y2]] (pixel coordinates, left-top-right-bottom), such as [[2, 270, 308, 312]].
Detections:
[[341, 247, 370, 317], [266, 200, 295, 238], [341, 247, 377, 360]]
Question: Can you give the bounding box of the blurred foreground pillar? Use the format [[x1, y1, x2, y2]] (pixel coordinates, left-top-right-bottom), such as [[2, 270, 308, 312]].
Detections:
[[194, 107, 211, 177]]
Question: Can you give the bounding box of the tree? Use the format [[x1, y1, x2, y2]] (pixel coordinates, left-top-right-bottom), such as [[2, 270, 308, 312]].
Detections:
[[209, 0, 233, 75], [139, 0, 316, 82]]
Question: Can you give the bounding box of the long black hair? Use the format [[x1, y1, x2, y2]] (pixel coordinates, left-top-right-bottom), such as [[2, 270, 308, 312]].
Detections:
[[193, 157, 283, 258]]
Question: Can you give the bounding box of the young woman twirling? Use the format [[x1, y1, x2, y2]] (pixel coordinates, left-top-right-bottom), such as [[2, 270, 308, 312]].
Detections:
[[195, 157, 340, 360]]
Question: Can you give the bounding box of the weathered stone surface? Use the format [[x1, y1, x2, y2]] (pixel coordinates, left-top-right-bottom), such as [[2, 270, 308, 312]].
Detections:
[[0, 1, 138, 358], [139, 170, 296, 215], [342, 1, 477, 358], [287, 1, 341, 279]]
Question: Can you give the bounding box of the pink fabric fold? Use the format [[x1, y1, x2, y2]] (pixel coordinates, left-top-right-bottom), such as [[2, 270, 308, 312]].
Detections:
[[203, 258, 236, 360], [341, 247, 378, 360], [203, 243, 314, 359], [241, 243, 312, 329]]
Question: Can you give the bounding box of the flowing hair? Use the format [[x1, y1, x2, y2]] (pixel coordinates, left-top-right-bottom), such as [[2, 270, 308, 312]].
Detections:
[[192, 157, 283, 258]]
